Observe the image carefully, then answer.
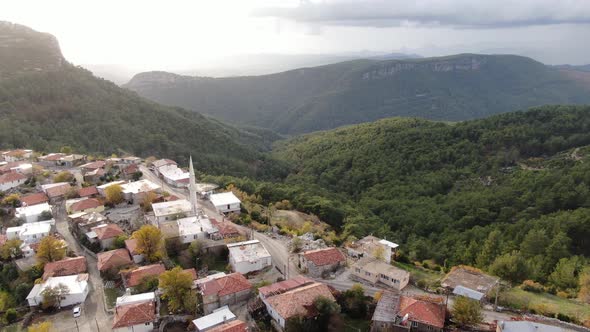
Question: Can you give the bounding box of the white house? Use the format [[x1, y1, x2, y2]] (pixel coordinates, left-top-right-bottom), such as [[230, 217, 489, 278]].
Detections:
[[177, 216, 218, 243], [209, 192, 241, 214], [120, 179, 160, 201], [227, 240, 272, 274], [9, 163, 32, 175], [0, 172, 27, 191], [151, 199, 192, 224], [6, 220, 53, 244], [2, 149, 33, 162], [15, 202, 52, 223], [158, 164, 190, 188], [192, 306, 237, 332], [346, 235, 399, 264], [26, 274, 89, 307]]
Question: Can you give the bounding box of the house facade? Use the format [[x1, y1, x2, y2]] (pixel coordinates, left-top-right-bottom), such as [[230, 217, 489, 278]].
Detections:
[[351, 257, 410, 290], [0, 172, 27, 191], [197, 273, 252, 314], [15, 202, 52, 223], [209, 192, 241, 214], [300, 247, 346, 278], [26, 274, 89, 307]]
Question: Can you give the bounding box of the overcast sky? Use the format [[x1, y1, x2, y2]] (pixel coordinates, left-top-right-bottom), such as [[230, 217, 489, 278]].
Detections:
[[3, 0, 590, 72]]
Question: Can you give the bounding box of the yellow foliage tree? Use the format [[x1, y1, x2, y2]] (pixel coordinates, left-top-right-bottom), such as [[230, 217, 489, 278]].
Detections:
[[159, 267, 194, 313], [1, 194, 20, 207], [105, 184, 124, 205], [578, 267, 590, 304], [36, 236, 66, 267], [28, 321, 54, 332], [141, 191, 158, 212], [373, 245, 385, 261], [132, 225, 164, 262], [53, 171, 73, 183]]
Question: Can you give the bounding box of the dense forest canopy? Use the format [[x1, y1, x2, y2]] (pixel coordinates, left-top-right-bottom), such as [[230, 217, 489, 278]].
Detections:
[[126, 54, 590, 134], [208, 105, 590, 286], [0, 65, 285, 178]]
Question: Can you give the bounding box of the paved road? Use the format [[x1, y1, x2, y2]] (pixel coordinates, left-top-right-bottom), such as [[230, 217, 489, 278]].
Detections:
[[140, 165, 301, 279], [53, 202, 111, 332]]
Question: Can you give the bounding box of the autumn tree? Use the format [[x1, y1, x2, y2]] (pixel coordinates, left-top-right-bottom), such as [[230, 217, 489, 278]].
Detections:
[[141, 191, 158, 212], [28, 321, 54, 332], [452, 296, 483, 326], [36, 236, 66, 267], [578, 267, 590, 303], [132, 225, 164, 262], [53, 171, 73, 183], [373, 245, 385, 261], [0, 239, 23, 260], [1, 194, 20, 207], [159, 267, 194, 313], [105, 184, 124, 205]]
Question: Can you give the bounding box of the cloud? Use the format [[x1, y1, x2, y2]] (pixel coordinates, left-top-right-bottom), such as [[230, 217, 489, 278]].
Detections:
[[252, 0, 590, 29]]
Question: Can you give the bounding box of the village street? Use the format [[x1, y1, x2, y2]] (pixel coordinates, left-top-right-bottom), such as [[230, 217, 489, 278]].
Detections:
[[53, 202, 111, 332]]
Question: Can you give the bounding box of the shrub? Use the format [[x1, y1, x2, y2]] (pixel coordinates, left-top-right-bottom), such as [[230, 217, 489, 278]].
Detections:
[[4, 308, 17, 323], [522, 280, 544, 293], [556, 291, 569, 299], [422, 261, 430, 269], [416, 279, 427, 289]]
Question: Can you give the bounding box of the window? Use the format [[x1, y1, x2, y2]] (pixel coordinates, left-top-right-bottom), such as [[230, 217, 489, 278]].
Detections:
[[412, 321, 418, 327], [365, 271, 371, 276], [145, 322, 151, 326], [355, 268, 360, 273], [227, 204, 231, 210], [194, 235, 197, 239]]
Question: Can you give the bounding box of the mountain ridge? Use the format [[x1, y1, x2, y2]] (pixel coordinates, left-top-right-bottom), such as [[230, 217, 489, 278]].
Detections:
[[125, 53, 590, 134]]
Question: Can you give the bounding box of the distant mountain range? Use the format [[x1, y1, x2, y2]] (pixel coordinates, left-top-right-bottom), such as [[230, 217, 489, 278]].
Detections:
[[85, 52, 422, 85], [125, 54, 590, 134], [0, 21, 281, 177]]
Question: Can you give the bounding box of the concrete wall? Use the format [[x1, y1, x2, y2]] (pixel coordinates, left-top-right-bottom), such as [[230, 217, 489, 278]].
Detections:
[[230, 255, 271, 275], [0, 177, 26, 191], [215, 203, 240, 214]]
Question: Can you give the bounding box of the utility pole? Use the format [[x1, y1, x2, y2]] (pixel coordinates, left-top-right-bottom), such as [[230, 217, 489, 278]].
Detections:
[[95, 318, 100, 331], [75, 319, 80, 332]]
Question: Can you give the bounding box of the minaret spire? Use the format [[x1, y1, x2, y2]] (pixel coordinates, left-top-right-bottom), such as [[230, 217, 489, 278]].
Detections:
[[189, 155, 198, 216]]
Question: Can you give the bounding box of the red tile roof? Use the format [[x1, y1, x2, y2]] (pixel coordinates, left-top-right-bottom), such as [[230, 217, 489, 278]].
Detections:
[[199, 272, 252, 297], [123, 164, 139, 175], [398, 296, 446, 329], [71, 198, 103, 212], [78, 186, 98, 197], [20, 192, 49, 206], [303, 247, 345, 266], [124, 264, 166, 288], [0, 172, 27, 184], [112, 301, 155, 328], [207, 320, 248, 332], [42, 257, 87, 280], [259, 276, 314, 297], [265, 282, 335, 320], [45, 183, 71, 198], [92, 223, 124, 240], [81, 160, 106, 170], [97, 249, 132, 271], [183, 268, 198, 280], [125, 238, 139, 255], [210, 218, 240, 238]]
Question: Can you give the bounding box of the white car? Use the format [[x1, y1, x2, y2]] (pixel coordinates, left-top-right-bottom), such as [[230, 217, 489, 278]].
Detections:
[[73, 306, 81, 318]]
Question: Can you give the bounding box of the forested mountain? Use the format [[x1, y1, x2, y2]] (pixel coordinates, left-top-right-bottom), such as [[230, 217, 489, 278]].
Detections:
[[211, 105, 590, 285], [125, 54, 590, 134], [0, 22, 282, 177]]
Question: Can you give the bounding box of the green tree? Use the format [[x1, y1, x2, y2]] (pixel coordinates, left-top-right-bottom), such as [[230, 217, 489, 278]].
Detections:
[[476, 230, 502, 268], [36, 236, 66, 267], [452, 296, 483, 326], [520, 229, 549, 258], [0, 291, 15, 312], [489, 251, 529, 284], [132, 225, 164, 262], [113, 234, 128, 249], [545, 231, 571, 270], [313, 295, 341, 331], [159, 267, 194, 313], [59, 146, 72, 154], [41, 283, 70, 309], [340, 284, 367, 318], [548, 256, 585, 290]]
